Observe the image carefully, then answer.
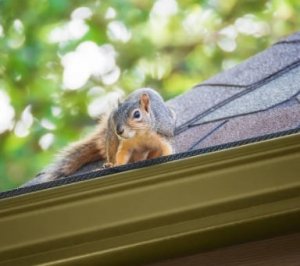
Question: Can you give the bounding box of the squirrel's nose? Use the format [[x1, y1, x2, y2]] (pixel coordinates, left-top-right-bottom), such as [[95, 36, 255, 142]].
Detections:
[[116, 125, 124, 135]]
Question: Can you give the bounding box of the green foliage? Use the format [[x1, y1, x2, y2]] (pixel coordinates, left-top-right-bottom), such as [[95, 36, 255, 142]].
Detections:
[[0, 0, 300, 191]]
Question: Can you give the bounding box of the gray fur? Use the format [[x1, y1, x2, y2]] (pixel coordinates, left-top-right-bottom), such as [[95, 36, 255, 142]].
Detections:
[[113, 88, 176, 137]]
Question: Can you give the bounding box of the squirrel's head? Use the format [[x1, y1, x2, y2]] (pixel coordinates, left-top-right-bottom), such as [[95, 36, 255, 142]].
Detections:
[[112, 92, 153, 139]]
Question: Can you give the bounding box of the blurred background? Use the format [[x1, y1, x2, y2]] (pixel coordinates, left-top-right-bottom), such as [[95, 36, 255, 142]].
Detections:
[[0, 0, 300, 191]]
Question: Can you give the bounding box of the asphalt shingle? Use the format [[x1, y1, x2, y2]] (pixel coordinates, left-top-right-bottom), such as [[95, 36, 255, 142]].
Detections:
[[172, 32, 300, 151], [193, 65, 300, 125], [203, 40, 300, 86]]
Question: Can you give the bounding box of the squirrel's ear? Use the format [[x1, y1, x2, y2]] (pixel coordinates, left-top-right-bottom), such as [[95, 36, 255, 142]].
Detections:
[[140, 93, 150, 112], [117, 97, 122, 107]]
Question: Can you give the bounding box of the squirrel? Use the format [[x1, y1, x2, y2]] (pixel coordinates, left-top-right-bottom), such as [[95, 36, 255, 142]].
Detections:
[[32, 88, 176, 184]]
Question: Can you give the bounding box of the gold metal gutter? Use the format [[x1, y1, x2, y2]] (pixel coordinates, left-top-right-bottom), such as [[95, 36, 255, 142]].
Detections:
[[0, 133, 300, 265]]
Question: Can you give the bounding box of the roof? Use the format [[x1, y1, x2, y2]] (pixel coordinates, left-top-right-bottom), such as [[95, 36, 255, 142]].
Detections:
[[0, 32, 300, 265], [18, 31, 300, 189]]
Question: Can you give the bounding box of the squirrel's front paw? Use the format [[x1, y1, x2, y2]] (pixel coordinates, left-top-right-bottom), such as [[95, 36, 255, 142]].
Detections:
[[103, 162, 114, 168]]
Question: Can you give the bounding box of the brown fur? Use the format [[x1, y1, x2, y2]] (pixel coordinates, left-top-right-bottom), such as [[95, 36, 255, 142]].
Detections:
[[114, 130, 173, 166], [42, 113, 109, 181]]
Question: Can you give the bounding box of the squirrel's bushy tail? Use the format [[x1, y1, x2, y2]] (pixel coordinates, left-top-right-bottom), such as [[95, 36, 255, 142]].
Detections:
[[22, 114, 109, 187]]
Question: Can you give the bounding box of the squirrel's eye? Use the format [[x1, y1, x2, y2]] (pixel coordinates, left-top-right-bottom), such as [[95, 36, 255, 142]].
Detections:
[[133, 110, 141, 119]]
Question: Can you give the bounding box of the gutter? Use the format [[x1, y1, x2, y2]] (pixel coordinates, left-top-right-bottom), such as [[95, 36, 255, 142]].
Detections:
[[0, 132, 300, 265]]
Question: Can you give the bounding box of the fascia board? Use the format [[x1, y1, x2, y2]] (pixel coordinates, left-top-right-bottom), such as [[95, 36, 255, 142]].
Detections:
[[0, 133, 300, 265]]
